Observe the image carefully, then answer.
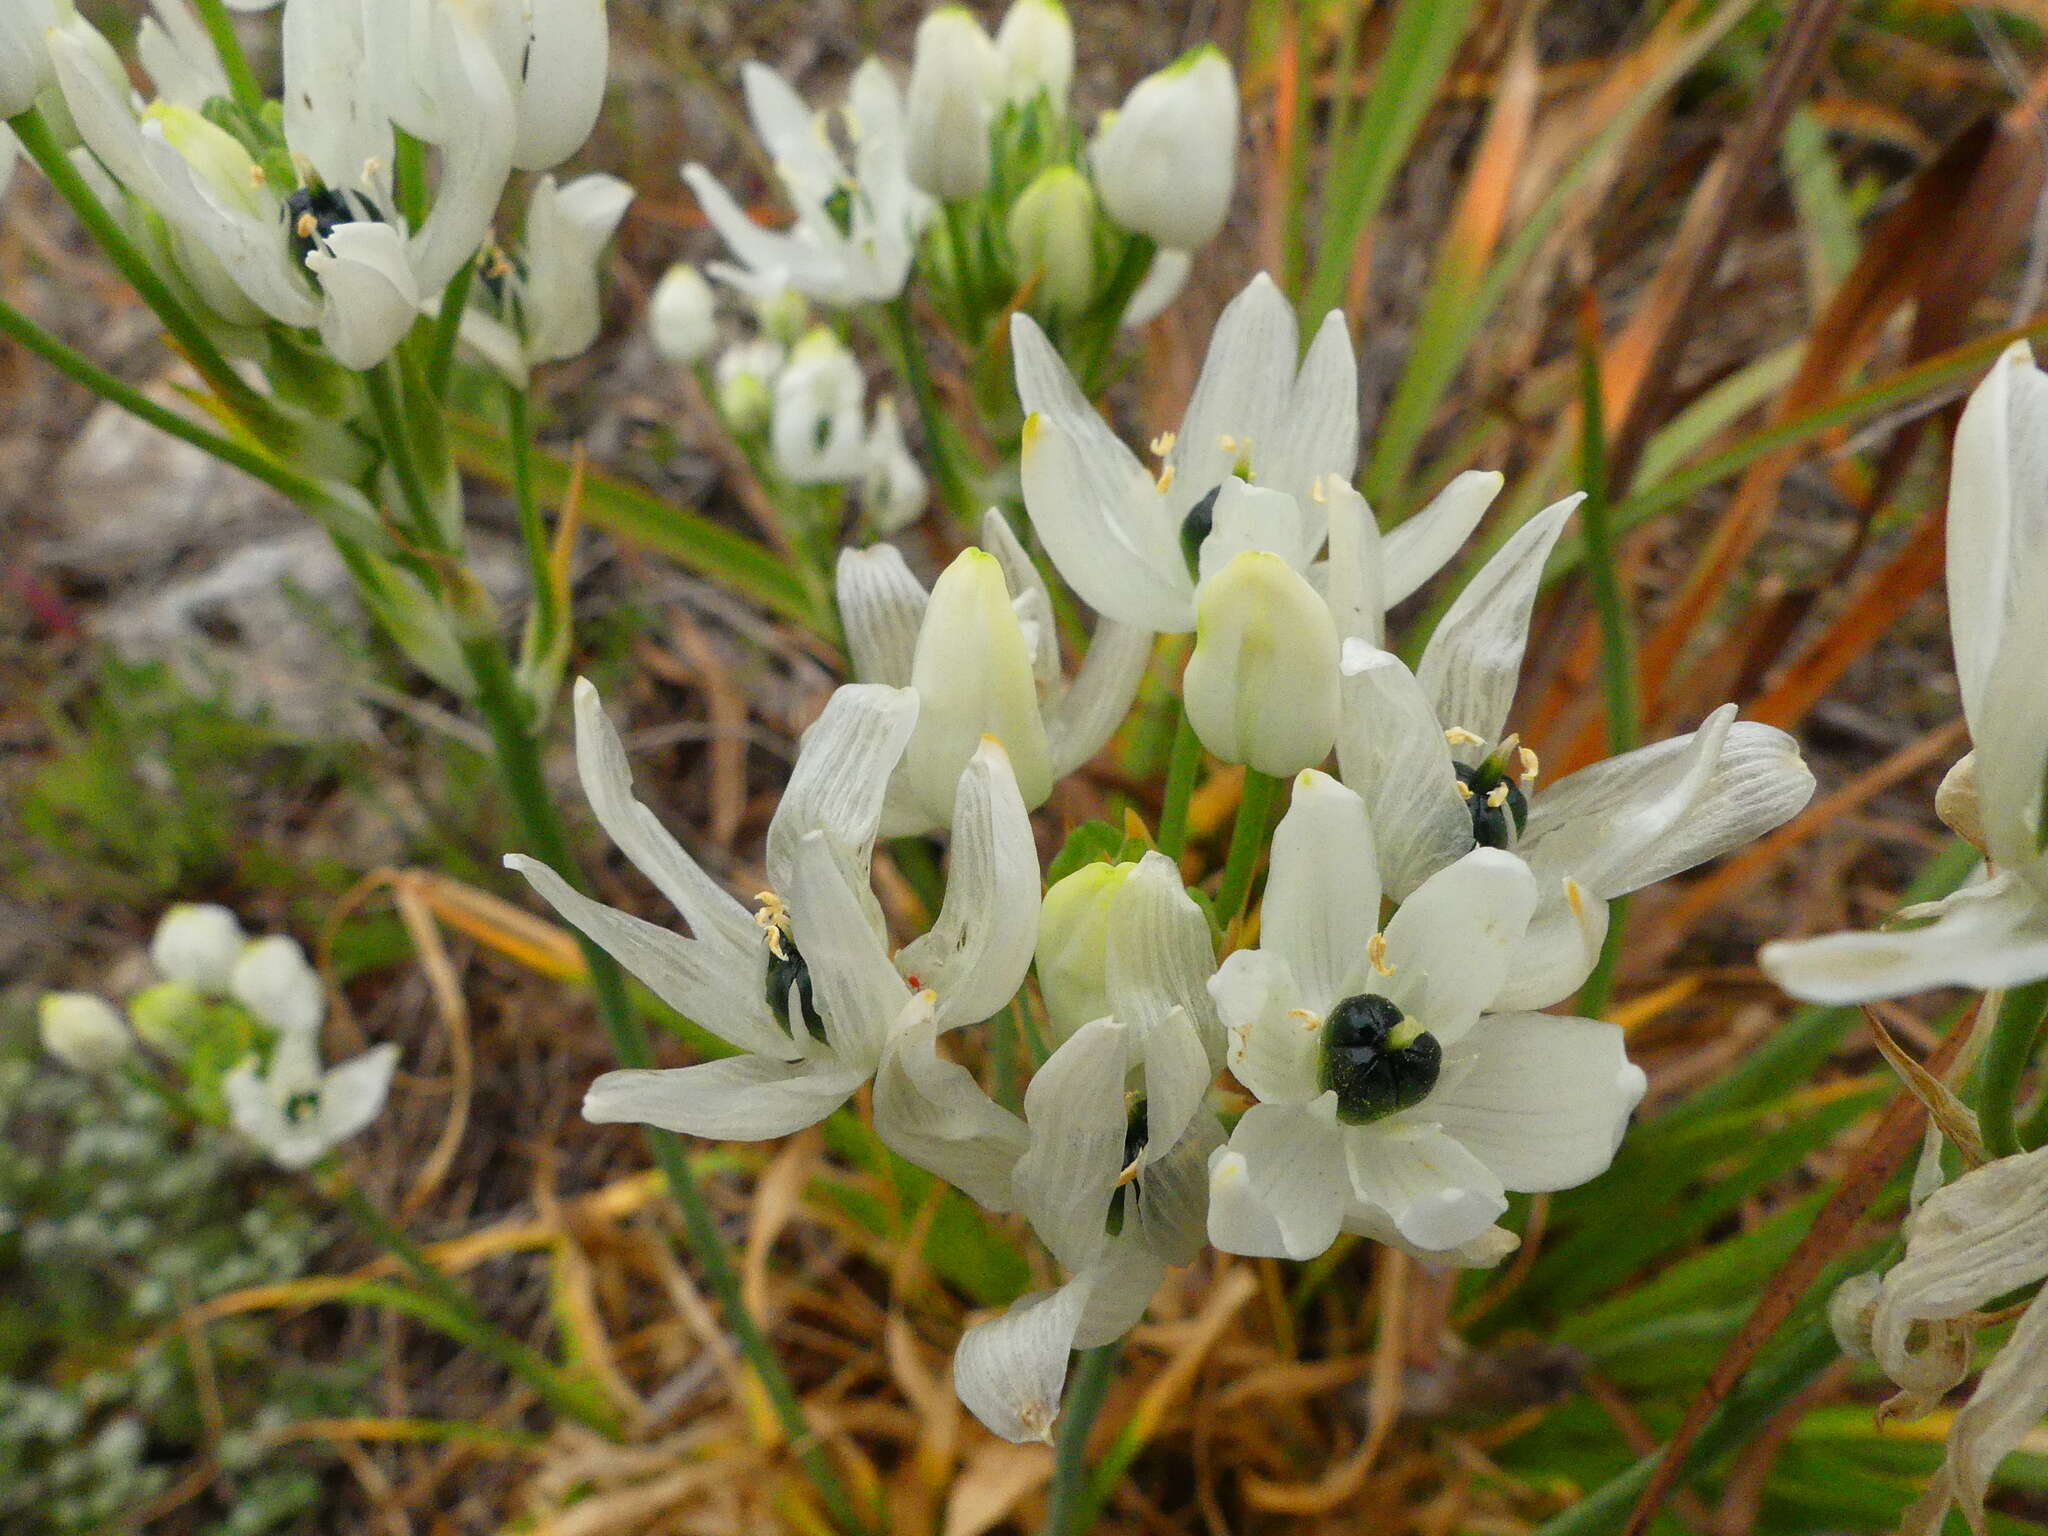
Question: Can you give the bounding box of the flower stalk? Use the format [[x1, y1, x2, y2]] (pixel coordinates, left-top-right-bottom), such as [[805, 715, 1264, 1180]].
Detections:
[[1214, 768, 1282, 923], [1978, 981, 2048, 1158], [1040, 1340, 1120, 1536]]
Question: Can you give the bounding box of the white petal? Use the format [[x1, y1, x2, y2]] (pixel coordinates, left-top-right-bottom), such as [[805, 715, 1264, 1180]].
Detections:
[[1414, 494, 1581, 749], [1121, 246, 1190, 328], [229, 936, 325, 1036], [309, 222, 421, 371], [873, 994, 1028, 1211], [1195, 478, 1315, 581], [1169, 273, 1297, 503], [1336, 640, 1475, 899], [896, 739, 1042, 1030], [1322, 478, 1386, 647], [151, 903, 247, 993], [1211, 948, 1322, 1106], [506, 853, 791, 1058], [1970, 550, 2048, 880], [1206, 1099, 1348, 1260], [978, 509, 1060, 684], [1344, 1121, 1507, 1254], [1947, 340, 2048, 720], [407, 8, 515, 295], [1379, 848, 1536, 1045], [1262, 769, 1380, 1010], [1073, 1237, 1169, 1348], [519, 173, 633, 364], [1013, 1018, 1129, 1273], [766, 683, 919, 894], [1131, 1110, 1223, 1268], [314, 1042, 401, 1149], [786, 831, 911, 1069], [953, 1274, 1093, 1444], [1427, 1013, 1644, 1191], [1492, 876, 1610, 1013], [280, 0, 392, 190], [1382, 470, 1504, 606], [1016, 411, 1191, 633], [740, 62, 846, 194], [584, 1056, 863, 1139], [1137, 1006, 1215, 1166], [1262, 308, 1360, 514], [1047, 619, 1155, 780], [1107, 850, 1224, 1067], [510, 0, 608, 171], [570, 679, 759, 956], [1760, 871, 2048, 1003]]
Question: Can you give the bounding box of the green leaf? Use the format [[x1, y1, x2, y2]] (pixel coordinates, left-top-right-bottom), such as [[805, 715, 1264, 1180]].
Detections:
[[1046, 819, 1147, 886]]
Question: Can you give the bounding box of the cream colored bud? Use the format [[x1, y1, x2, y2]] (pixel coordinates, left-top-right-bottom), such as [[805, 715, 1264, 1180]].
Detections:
[[0, 0, 59, 119], [1035, 861, 1139, 1042], [1092, 45, 1238, 249], [39, 992, 132, 1073], [1006, 166, 1097, 318], [151, 904, 248, 994], [650, 263, 717, 364], [1828, 1272, 1883, 1360], [904, 7, 1001, 199], [995, 0, 1073, 105], [1183, 551, 1340, 776]]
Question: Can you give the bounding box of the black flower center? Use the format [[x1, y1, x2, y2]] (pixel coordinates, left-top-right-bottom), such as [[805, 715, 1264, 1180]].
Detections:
[[282, 1088, 321, 1125], [1179, 483, 1221, 577], [1105, 1098, 1149, 1237], [1455, 755, 1528, 850], [283, 184, 375, 265], [1319, 993, 1440, 1125], [765, 939, 828, 1044]]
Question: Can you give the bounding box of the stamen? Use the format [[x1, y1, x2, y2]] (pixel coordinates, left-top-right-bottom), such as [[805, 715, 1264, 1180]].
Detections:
[[1496, 732, 1521, 761], [1150, 430, 1176, 458], [1287, 1006, 1323, 1032], [248, 164, 266, 188], [1217, 434, 1238, 454], [1444, 726, 1485, 749], [1368, 933, 1394, 976], [753, 891, 792, 959], [295, 211, 318, 240], [1155, 463, 1177, 495], [1519, 745, 1540, 785], [360, 156, 383, 185], [1485, 784, 1510, 809], [1454, 779, 1474, 800]]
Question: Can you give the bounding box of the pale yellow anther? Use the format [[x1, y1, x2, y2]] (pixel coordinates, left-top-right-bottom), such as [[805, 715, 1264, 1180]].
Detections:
[[1565, 878, 1587, 922], [1288, 1007, 1323, 1033], [1519, 745, 1540, 785], [1150, 430, 1177, 458], [1217, 434, 1238, 454], [1368, 933, 1394, 976], [1155, 463, 1177, 496], [1444, 726, 1485, 749], [360, 156, 383, 184], [753, 891, 792, 959], [1485, 784, 1510, 810], [295, 211, 318, 240], [1309, 475, 1329, 504], [248, 163, 266, 188], [1454, 780, 1474, 801]]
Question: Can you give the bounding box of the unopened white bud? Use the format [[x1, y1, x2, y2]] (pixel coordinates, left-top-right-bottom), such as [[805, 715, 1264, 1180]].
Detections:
[[650, 263, 717, 365], [752, 286, 809, 346], [1006, 166, 1096, 318], [715, 338, 784, 433], [39, 992, 132, 1073], [995, 0, 1073, 106], [1935, 751, 1985, 852], [0, 0, 59, 119], [861, 397, 928, 532], [1092, 45, 1238, 249], [1183, 547, 1339, 776], [904, 7, 1001, 199], [151, 904, 248, 994], [1036, 861, 1138, 1042], [231, 935, 326, 1036]]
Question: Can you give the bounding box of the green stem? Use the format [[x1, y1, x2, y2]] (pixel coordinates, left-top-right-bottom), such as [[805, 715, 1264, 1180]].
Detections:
[[941, 198, 982, 317], [1039, 1341, 1120, 1536], [9, 107, 282, 433], [425, 258, 478, 398], [189, 0, 266, 121], [1214, 770, 1284, 924], [1074, 233, 1156, 393], [326, 1173, 621, 1435], [1573, 893, 1629, 1023], [1155, 707, 1203, 860], [504, 384, 556, 627], [0, 293, 355, 525], [394, 132, 429, 230], [1576, 303, 1640, 756], [1978, 980, 2048, 1159], [362, 361, 442, 546], [884, 291, 976, 524]]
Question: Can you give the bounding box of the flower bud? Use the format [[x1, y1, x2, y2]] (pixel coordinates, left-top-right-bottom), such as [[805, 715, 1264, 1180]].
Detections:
[[1006, 166, 1097, 318], [0, 0, 59, 119], [1935, 751, 1986, 852], [753, 286, 810, 345], [1036, 860, 1138, 1041], [904, 7, 1002, 199], [1092, 45, 1238, 249], [39, 992, 132, 1073], [861, 397, 928, 532], [650, 264, 717, 364], [995, 0, 1073, 106], [127, 981, 207, 1059], [231, 935, 326, 1036], [143, 102, 265, 217], [715, 338, 784, 433], [1183, 550, 1339, 776], [772, 328, 868, 483], [151, 904, 248, 994]]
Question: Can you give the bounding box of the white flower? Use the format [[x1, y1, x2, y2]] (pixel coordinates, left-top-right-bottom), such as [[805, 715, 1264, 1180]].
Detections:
[[507, 679, 1040, 1143], [836, 512, 1154, 835], [225, 1027, 399, 1171], [230, 935, 326, 1036], [0, 0, 57, 118], [858, 397, 927, 532], [650, 262, 718, 365], [903, 7, 1001, 200], [1763, 341, 2048, 1003], [1334, 494, 1813, 1009], [772, 328, 869, 483], [994, 0, 1073, 106], [51, 0, 515, 369], [938, 853, 1223, 1441], [137, 0, 228, 109], [715, 336, 785, 432], [687, 60, 933, 305], [1006, 166, 1096, 318], [462, 172, 634, 383], [1014, 272, 1499, 774], [1090, 45, 1237, 250], [151, 903, 248, 993], [39, 992, 134, 1073], [1205, 770, 1645, 1263]]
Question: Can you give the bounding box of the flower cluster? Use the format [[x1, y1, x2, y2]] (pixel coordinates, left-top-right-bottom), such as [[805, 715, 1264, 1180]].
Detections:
[[39, 905, 396, 1172], [518, 268, 1817, 1442]]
